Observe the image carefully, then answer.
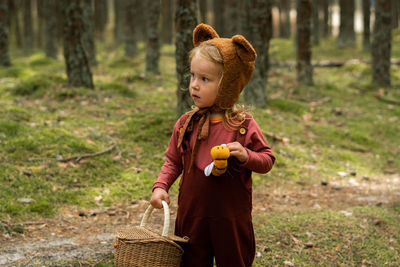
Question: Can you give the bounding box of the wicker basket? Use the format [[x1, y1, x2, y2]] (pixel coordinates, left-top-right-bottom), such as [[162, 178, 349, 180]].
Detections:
[[114, 201, 188, 267]]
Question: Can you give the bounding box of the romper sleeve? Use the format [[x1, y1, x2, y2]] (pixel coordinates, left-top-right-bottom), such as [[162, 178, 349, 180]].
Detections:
[[240, 118, 275, 174], [152, 116, 185, 192]]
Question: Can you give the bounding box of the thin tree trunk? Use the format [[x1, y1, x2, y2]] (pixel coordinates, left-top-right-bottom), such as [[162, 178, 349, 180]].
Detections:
[[23, 0, 34, 56], [320, 0, 330, 38], [337, 0, 355, 48], [362, 0, 370, 51], [146, 0, 161, 75], [44, 0, 58, 58], [244, 0, 272, 108], [296, 0, 313, 85], [62, 0, 94, 89], [9, 0, 23, 49], [82, 0, 97, 66], [0, 0, 11, 66], [392, 0, 399, 29], [213, 0, 225, 36], [312, 0, 319, 45], [225, 0, 242, 36], [279, 0, 291, 38], [175, 0, 197, 115], [124, 0, 137, 58], [114, 0, 124, 43], [37, 0, 45, 48], [372, 0, 392, 87], [94, 0, 108, 40], [199, 0, 207, 23], [161, 0, 173, 44]]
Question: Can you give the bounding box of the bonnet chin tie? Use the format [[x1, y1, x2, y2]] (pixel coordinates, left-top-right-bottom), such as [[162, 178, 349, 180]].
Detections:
[[177, 107, 211, 174]]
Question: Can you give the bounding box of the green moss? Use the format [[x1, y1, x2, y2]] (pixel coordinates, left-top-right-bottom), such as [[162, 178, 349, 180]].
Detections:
[[269, 98, 308, 115]]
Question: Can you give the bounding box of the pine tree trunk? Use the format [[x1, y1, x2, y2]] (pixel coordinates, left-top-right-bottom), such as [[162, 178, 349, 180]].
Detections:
[[312, 0, 319, 45], [225, 0, 242, 36], [279, 0, 291, 38], [296, 0, 313, 85], [337, 0, 355, 48], [199, 0, 207, 23], [82, 0, 97, 66], [94, 0, 108, 40], [161, 0, 173, 44], [145, 0, 161, 75], [175, 0, 197, 115], [23, 0, 34, 56], [372, 0, 392, 87], [44, 0, 58, 58], [37, 0, 45, 48], [62, 0, 94, 89], [113, 0, 124, 43], [244, 0, 272, 108], [9, 0, 23, 49], [362, 0, 370, 51], [320, 0, 330, 38], [124, 0, 138, 58], [392, 0, 399, 29], [0, 0, 11, 66], [213, 0, 225, 36]]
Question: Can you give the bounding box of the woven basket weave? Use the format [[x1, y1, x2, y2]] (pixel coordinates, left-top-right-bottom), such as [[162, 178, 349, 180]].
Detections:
[[114, 201, 188, 267]]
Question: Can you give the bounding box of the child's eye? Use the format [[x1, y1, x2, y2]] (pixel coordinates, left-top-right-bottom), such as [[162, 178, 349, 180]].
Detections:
[[202, 77, 209, 82], [190, 73, 195, 78]]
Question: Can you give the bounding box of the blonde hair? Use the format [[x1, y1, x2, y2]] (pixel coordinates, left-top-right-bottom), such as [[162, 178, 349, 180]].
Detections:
[[189, 44, 250, 130]]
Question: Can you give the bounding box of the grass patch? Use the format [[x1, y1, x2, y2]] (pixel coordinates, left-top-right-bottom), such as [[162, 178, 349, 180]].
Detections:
[[253, 206, 400, 266]]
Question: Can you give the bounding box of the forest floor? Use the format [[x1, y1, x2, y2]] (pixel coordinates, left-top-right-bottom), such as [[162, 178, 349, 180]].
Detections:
[[1, 173, 399, 266], [1, 32, 400, 266]]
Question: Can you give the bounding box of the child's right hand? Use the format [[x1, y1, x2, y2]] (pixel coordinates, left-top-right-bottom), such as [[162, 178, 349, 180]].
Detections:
[[150, 188, 170, 209]]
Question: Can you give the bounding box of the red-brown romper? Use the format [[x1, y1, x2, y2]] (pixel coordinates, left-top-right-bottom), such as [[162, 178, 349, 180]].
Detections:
[[153, 114, 275, 267]]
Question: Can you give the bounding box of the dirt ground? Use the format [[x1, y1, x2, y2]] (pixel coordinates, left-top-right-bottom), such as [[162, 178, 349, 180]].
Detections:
[[1, 174, 399, 266]]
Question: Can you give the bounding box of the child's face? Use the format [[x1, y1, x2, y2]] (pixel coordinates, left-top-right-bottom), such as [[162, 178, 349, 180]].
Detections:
[[189, 54, 223, 108]]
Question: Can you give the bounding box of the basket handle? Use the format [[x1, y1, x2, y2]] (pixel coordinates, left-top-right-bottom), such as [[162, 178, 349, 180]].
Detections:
[[140, 200, 170, 237]]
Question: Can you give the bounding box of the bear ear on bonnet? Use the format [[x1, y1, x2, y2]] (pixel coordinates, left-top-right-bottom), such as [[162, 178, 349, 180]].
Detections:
[[193, 24, 220, 47], [232, 35, 257, 63]]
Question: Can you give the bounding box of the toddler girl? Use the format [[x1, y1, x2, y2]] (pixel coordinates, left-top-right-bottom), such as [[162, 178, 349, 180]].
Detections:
[[150, 24, 275, 267]]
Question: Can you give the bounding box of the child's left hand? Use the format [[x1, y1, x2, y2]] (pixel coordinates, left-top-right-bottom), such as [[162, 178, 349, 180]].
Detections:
[[226, 142, 248, 163]]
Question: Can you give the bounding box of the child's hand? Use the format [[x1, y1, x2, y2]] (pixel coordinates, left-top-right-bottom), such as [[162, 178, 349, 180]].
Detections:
[[150, 188, 170, 209], [226, 142, 248, 163]]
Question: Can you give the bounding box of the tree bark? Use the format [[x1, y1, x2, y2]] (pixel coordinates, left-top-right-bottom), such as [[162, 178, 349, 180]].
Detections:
[[392, 0, 399, 29], [94, 0, 108, 40], [372, 0, 392, 87], [43, 0, 58, 58], [225, 0, 242, 36], [279, 0, 291, 38], [62, 0, 94, 89], [244, 0, 272, 108], [82, 0, 97, 66], [23, 0, 34, 56], [175, 0, 197, 115], [9, 0, 23, 49], [321, 0, 330, 38], [37, 0, 45, 48], [161, 0, 173, 44], [113, 0, 124, 43], [362, 0, 370, 51], [213, 0, 226, 36], [0, 0, 11, 66], [296, 0, 313, 85], [145, 0, 161, 75], [337, 0, 355, 48], [199, 0, 207, 23], [312, 0, 319, 45], [124, 0, 138, 58]]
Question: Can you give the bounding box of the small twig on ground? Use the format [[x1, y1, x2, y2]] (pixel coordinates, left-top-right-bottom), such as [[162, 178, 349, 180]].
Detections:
[[28, 143, 117, 163], [375, 95, 400, 106]]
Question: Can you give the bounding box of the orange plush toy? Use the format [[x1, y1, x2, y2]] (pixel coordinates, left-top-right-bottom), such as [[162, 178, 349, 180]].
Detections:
[[204, 144, 230, 176]]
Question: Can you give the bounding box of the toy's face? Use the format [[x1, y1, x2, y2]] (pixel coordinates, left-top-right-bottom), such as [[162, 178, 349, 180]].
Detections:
[[211, 145, 230, 160]]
